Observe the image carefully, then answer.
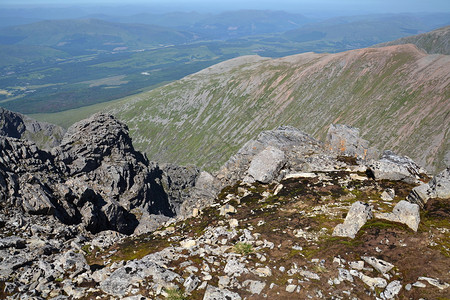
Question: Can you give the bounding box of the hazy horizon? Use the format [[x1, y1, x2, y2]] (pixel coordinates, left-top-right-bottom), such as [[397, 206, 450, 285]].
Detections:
[[1, 0, 449, 17]]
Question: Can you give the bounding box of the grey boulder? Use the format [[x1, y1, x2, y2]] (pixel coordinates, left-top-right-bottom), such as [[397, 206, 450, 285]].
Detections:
[[408, 167, 450, 208], [333, 201, 373, 239], [367, 150, 427, 184], [377, 200, 420, 231], [244, 146, 286, 183]]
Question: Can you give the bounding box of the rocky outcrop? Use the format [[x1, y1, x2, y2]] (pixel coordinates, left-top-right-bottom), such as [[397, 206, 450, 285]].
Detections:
[[0, 107, 64, 150], [244, 146, 286, 183], [0, 113, 212, 235], [326, 124, 378, 160], [407, 167, 450, 208], [367, 150, 427, 184], [216, 126, 346, 188]]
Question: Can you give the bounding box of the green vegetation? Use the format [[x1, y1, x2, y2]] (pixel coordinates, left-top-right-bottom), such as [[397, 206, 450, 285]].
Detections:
[[233, 242, 254, 255], [165, 287, 186, 300]]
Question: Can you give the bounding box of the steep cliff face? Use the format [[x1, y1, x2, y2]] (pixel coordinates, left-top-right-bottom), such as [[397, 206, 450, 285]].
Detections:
[[106, 43, 450, 173], [0, 107, 65, 150]]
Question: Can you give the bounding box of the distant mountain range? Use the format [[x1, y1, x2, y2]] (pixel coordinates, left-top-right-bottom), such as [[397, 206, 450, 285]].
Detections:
[[0, 19, 197, 55], [100, 27, 450, 173], [1, 12, 449, 115]]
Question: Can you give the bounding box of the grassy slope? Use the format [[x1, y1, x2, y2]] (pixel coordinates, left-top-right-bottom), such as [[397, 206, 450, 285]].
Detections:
[[99, 45, 449, 173]]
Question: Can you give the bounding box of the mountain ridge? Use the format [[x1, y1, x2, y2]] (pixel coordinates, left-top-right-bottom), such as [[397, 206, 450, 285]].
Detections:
[[375, 25, 450, 55], [105, 43, 450, 173]]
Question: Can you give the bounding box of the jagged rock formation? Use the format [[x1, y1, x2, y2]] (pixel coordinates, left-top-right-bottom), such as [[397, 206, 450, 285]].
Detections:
[[0, 114, 449, 299], [0, 113, 212, 235], [0, 107, 64, 150]]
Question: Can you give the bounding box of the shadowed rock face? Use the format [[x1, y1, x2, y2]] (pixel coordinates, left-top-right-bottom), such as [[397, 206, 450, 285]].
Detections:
[[0, 113, 210, 235], [0, 107, 26, 138], [0, 107, 65, 149]]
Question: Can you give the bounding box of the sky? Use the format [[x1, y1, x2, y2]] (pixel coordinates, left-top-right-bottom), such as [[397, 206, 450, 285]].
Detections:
[[1, 0, 449, 17]]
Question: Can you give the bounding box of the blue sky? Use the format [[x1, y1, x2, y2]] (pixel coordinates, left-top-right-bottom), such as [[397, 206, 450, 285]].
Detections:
[[1, 0, 449, 15]]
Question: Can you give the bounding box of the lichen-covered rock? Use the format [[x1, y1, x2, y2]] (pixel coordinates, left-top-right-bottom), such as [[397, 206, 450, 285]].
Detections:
[[100, 249, 182, 296], [326, 124, 378, 160], [333, 201, 373, 239], [381, 280, 402, 299], [244, 146, 285, 183], [377, 200, 420, 231], [408, 167, 450, 208], [367, 150, 427, 184], [217, 126, 335, 187], [361, 256, 394, 274]]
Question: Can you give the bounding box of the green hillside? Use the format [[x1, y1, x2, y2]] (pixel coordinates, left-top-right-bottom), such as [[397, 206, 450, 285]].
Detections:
[[99, 44, 449, 173]]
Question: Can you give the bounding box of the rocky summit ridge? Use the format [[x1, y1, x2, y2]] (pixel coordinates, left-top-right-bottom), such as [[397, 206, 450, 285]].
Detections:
[[0, 112, 449, 299]]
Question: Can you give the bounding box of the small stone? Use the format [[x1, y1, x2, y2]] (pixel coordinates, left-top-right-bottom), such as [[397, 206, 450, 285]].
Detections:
[[338, 268, 354, 283], [219, 204, 237, 216], [348, 261, 364, 270], [218, 276, 230, 288], [192, 208, 200, 217], [381, 188, 395, 201], [224, 259, 247, 276], [274, 184, 283, 195], [405, 284, 412, 291], [333, 257, 342, 266], [254, 267, 272, 277], [417, 276, 450, 290], [229, 219, 239, 228], [382, 280, 402, 299], [183, 275, 200, 293], [361, 256, 394, 274], [300, 270, 320, 280], [243, 280, 266, 295], [203, 285, 241, 300], [412, 281, 426, 288], [203, 274, 212, 281], [180, 239, 196, 249], [359, 273, 387, 289], [286, 285, 297, 293]]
